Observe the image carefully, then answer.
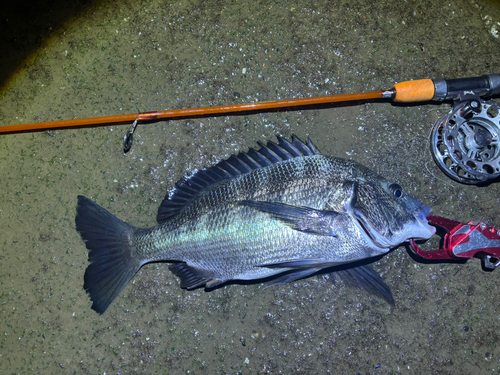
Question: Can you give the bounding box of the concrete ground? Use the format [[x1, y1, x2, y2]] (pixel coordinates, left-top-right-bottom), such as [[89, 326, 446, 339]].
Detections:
[[1, 0, 500, 373]]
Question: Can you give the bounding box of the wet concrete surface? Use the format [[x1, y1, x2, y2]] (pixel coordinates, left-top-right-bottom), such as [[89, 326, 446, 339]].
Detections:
[[1, 0, 500, 373]]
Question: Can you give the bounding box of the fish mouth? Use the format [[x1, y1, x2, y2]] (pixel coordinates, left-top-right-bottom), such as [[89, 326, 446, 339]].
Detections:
[[411, 204, 436, 239]]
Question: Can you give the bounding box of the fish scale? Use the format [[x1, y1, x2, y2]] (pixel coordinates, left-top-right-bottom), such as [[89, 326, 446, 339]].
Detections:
[[75, 135, 435, 314]]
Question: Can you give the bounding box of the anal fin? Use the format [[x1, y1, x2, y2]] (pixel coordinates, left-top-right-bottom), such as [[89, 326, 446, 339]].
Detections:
[[169, 262, 222, 290]]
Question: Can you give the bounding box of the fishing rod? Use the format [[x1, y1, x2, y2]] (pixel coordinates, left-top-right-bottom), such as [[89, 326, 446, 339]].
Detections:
[[1, 74, 500, 183], [2, 90, 391, 152], [0, 75, 495, 136]]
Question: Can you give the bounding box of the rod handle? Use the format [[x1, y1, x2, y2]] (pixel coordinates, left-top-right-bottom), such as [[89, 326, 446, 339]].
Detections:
[[391, 79, 435, 103], [392, 74, 500, 103], [433, 74, 500, 100]]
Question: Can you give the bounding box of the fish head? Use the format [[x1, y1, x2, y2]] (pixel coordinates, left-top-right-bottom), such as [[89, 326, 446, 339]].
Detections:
[[344, 174, 436, 250]]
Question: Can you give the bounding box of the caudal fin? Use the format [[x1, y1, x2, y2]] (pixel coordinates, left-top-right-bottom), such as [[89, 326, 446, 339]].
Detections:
[[75, 195, 142, 314]]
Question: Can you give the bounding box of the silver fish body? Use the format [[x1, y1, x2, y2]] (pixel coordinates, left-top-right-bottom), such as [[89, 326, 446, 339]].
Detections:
[[76, 135, 435, 314]]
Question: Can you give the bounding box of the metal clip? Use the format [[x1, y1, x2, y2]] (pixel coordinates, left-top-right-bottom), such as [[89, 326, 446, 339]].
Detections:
[[484, 255, 500, 270], [410, 215, 500, 269]]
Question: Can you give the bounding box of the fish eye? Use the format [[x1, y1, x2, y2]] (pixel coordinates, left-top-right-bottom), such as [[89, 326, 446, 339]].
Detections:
[[389, 183, 403, 198]]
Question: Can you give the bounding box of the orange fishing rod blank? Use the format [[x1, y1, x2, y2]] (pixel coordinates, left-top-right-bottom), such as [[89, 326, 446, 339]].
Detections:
[[0, 91, 386, 134]]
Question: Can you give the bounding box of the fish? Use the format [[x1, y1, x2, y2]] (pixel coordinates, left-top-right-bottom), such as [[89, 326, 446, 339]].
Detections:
[[75, 135, 436, 314]]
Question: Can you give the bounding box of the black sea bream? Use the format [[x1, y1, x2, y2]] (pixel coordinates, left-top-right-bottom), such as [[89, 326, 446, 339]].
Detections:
[[76, 135, 435, 314]]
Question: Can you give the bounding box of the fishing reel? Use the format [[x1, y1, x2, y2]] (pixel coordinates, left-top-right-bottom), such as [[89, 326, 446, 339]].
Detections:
[[428, 75, 500, 184], [431, 98, 500, 184]]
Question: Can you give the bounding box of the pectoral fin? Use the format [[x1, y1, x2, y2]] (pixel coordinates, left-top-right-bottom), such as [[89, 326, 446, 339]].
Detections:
[[239, 200, 340, 236]]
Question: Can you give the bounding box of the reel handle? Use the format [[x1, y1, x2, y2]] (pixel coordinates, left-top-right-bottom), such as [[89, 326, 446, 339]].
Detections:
[[391, 74, 500, 103]]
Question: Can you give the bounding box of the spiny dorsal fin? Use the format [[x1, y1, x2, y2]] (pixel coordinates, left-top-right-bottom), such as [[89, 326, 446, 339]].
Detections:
[[156, 135, 322, 224]]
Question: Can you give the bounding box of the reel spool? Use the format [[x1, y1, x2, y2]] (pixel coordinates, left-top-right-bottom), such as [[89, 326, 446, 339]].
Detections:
[[430, 98, 500, 184]]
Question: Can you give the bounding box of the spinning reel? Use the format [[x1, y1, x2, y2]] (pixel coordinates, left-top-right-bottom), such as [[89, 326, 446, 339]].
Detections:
[[427, 75, 500, 184]]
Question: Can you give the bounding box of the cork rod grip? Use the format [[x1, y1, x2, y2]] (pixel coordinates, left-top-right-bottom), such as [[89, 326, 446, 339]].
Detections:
[[392, 79, 435, 103]]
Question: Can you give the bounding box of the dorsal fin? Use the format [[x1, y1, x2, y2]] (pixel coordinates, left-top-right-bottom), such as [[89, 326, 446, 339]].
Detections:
[[156, 135, 322, 223]]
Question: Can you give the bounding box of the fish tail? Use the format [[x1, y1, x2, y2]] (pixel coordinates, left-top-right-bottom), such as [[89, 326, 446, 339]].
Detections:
[[75, 195, 142, 314]]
